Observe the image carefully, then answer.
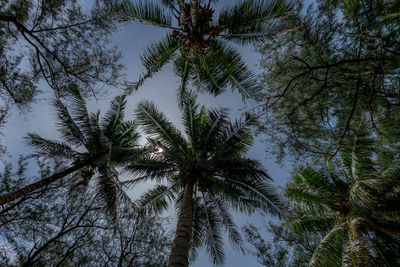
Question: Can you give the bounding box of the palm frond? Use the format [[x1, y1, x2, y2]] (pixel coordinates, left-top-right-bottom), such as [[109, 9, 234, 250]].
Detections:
[[141, 34, 181, 76], [118, 0, 173, 28], [25, 133, 81, 160], [66, 86, 93, 137], [207, 192, 244, 252], [137, 183, 177, 214], [308, 223, 346, 267], [96, 165, 120, 222], [191, 52, 227, 96], [218, 0, 292, 44], [287, 213, 338, 233], [111, 120, 140, 148], [161, 0, 179, 13], [136, 100, 188, 156], [53, 98, 87, 146], [124, 157, 176, 182], [213, 113, 256, 158], [101, 94, 127, 139], [208, 39, 262, 99], [215, 176, 282, 216], [181, 91, 203, 154], [202, 192, 225, 265], [174, 51, 193, 107]]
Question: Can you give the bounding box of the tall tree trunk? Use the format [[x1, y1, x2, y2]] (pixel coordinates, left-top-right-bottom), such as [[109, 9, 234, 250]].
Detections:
[[168, 179, 195, 267], [178, 0, 185, 26], [190, 0, 200, 29], [0, 161, 87, 206]]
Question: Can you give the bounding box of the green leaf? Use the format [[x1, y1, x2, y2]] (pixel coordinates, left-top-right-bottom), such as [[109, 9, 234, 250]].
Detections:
[[118, 0, 172, 27]]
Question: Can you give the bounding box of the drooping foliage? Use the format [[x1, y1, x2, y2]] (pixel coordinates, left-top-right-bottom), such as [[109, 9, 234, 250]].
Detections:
[[1, 89, 142, 218], [285, 123, 400, 266], [117, 0, 294, 100], [124, 92, 282, 265]]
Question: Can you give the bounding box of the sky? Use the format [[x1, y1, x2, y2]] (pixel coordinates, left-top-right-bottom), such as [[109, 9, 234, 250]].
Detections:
[[2, 1, 293, 266]]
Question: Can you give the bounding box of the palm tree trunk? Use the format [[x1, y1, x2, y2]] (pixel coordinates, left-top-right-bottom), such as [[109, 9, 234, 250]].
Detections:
[[168, 179, 195, 267], [190, 0, 200, 29], [0, 161, 87, 206], [178, 0, 185, 26]]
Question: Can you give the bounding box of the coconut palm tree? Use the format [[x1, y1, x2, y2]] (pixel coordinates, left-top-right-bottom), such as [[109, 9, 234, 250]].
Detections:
[[286, 126, 400, 266], [123, 92, 282, 266], [0, 89, 141, 216], [117, 0, 293, 100]]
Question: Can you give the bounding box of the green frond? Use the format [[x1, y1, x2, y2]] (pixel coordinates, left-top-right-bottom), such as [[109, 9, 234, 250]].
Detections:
[[124, 157, 176, 182], [213, 113, 257, 158], [190, 40, 261, 99], [215, 158, 271, 184], [25, 133, 81, 160], [111, 120, 140, 148], [53, 98, 87, 146], [309, 223, 346, 267], [141, 34, 181, 75], [136, 100, 188, 156], [215, 176, 282, 216], [181, 91, 203, 154], [200, 108, 229, 153], [66, 86, 93, 137], [287, 213, 338, 233], [101, 94, 127, 139], [218, 0, 292, 44], [189, 197, 206, 263], [286, 185, 336, 208], [125, 35, 182, 94], [207, 192, 244, 252], [191, 52, 227, 96], [110, 147, 143, 165], [347, 229, 374, 266], [295, 167, 338, 192], [96, 165, 120, 223], [209, 39, 262, 99], [118, 0, 173, 27], [202, 193, 225, 265], [161, 0, 178, 12], [174, 52, 193, 107], [137, 183, 177, 214]]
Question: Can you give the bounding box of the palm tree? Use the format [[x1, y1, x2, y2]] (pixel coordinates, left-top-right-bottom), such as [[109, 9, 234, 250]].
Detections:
[[117, 0, 293, 100], [0, 89, 141, 215], [286, 126, 400, 266], [124, 92, 282, 266]]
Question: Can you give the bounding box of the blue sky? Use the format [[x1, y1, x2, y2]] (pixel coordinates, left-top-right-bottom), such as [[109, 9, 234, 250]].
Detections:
[[2, 1, 294, 266]]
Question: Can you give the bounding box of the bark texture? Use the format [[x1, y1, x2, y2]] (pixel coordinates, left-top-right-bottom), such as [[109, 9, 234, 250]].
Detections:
[[168, 179, 195, 267], [190, 0, 200, 29], [0, 161, 87, 206]]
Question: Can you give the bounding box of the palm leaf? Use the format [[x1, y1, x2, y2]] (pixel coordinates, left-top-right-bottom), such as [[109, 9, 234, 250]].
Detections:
[[174, 51, 193, 107], [202, 192, 225, 265], [137, 183, 177, 214], [218, 0, 292, 44], [53, 98, 87, 146], [101, 94, 127, 139], [136, 100, 188, 155], [25, 133, 81, 160], [207, 192, 244, 252], [309, 223, 346, 267], [207, 39, 262, 99], [131, 34, 182, 93], [118, 0, 173, 28]]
